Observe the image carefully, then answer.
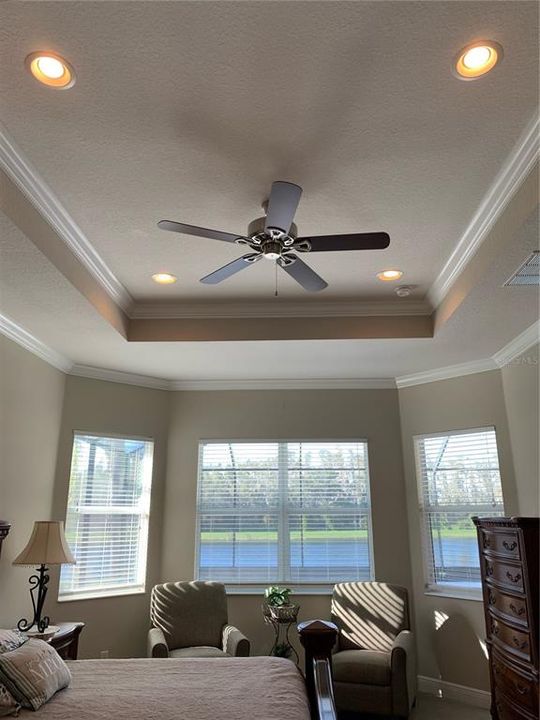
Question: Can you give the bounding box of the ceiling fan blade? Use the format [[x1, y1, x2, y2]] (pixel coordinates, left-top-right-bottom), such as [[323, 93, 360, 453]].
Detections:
[[200, 253, 262, 285], [278, 253, 328, 292], [158, 220, 249, 245], [296, 232, 390, 252], [264, 181, 303, 235]]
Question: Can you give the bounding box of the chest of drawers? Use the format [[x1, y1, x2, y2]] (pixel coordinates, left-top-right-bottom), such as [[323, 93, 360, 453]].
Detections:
[[473, 517, 539, 720]]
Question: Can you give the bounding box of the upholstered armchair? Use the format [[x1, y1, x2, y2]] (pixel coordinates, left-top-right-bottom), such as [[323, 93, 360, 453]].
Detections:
[[331, 582, 416, 718], [148, 581, 250, 658]]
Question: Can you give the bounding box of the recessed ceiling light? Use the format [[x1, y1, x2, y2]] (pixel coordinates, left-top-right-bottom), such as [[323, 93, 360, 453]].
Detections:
[[25, 51, 76, 89], [377, 269, 403, 282], [454, 41, 503, 80], [152, 273, 177, 285]]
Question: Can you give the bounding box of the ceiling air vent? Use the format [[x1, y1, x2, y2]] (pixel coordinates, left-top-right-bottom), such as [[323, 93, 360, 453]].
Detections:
[[504, 251, 540, 286]]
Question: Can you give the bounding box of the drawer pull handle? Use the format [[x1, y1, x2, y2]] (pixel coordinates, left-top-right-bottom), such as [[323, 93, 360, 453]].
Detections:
[[488, 591, 496, 606], [492, 624, 499, 636], [502, 540, 517, 551], [506, 571, 521, 584], [516, 684, 528, 695], [509, 603, 525, 617], [483, 536, 491, 548], [512, 637, 527, 651], [486, 564, 494, 576]]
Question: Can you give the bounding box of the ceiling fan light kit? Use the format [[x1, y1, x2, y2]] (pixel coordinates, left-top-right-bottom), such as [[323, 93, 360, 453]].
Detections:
[[158, 181, 391, 293]]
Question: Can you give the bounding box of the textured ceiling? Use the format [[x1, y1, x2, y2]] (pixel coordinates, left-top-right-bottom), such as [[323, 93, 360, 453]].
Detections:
[[1, 198, 537, 381], [0, 1, 538, 381], [1, 0, 538, 304]]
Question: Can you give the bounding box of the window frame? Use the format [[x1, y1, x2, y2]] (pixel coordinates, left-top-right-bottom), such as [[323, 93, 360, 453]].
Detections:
[[414, 425, 504, 601], [58, 429, 155, 602], [194, 437, 375, 593]]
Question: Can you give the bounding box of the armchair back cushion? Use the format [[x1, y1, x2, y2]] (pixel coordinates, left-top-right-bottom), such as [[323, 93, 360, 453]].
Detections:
[[150, 581, 228, 650], [331, 582, 409, 652]]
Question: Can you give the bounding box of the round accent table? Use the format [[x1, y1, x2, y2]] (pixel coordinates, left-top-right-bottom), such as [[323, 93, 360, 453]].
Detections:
[[28, 622, 85, 660]]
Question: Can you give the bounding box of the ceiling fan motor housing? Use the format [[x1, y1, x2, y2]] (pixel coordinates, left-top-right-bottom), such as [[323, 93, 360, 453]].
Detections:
[[247, 217, 298, 244]]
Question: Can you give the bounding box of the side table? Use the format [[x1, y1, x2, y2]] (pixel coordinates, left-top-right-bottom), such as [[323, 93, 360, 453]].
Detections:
[[262, 604, 299, 665], [46, 622, 85, 660]]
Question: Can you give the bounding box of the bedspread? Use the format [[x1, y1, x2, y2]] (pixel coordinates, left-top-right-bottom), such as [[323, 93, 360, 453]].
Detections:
[[18, 656, 311, 720]]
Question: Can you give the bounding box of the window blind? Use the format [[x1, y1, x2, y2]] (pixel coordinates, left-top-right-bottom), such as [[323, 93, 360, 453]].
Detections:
[[59, 433, 154, 600], [196, 441, 373, 585], [414, 427, 504, 591]]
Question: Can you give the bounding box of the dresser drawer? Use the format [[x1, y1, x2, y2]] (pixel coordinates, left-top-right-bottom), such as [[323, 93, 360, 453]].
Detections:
[[487, 587, 529, 628], [485, 557, 524, 592], [491, 616, 532, 663], [492, 650, 538, 715], [494, 688, 537, 720], [481, 529, 521, 560]]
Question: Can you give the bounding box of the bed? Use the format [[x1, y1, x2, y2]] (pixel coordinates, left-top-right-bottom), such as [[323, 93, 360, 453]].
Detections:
[[18, 657, 309, 720], [17, 620, 337, 720]]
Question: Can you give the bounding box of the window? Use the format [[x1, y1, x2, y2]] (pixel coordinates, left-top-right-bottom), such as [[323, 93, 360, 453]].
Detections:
[[59, 433, 154, 601], [196, 441, 373, 586], [414, 427, 504, 596]]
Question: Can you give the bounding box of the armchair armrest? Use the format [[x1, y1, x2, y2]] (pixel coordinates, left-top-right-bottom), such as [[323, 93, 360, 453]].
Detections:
[[222, 624, 250, 657], [391, 630, 416, 716], [148, 626, 169, 658]]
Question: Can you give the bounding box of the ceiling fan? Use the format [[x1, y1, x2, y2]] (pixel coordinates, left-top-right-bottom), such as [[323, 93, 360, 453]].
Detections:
[[158, 181, 390, 292]]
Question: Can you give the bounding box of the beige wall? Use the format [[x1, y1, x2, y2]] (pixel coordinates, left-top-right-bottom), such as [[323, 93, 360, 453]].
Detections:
[[0, 335, 66, 627], [398, 369, 519, 691], [500, 343, 539, 515], [48, 375, 171, 659], [2, 335, 537, 690], [162, 389, 412, 657]]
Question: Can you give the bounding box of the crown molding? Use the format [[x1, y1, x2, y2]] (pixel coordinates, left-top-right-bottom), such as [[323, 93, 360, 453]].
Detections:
[[168, 378, 396, 390], [69, 364, 170, 390], [1, 312, 537, 392], [0, 123, 133, 312], [0, 314, 72, 373], [395, 358, 497, 388], [131, 300, 432, 319], [70, 367, 396, 390], [428, 114, 540, 308], [493, 320, 540, 368]]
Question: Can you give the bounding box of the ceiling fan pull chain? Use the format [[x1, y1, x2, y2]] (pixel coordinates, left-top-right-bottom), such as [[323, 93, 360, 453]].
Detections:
[[274, 260, 278, 297]]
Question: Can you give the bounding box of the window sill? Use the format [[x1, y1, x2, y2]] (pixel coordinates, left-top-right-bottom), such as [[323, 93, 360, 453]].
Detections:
[[225, 584, 335, 596], [424, 588, 482, 602], [58, 587, 146, 602]]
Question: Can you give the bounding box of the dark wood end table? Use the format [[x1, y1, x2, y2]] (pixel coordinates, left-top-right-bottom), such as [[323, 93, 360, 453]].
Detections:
[[48, 622, 85, 660]]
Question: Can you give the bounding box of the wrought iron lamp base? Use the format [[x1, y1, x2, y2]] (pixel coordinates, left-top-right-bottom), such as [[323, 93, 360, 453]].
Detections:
[[17, 564, 50, 634]]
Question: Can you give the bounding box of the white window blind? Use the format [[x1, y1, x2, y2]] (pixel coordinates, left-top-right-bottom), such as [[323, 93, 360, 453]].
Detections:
[[59, 433, 154, 601], [196, 441, 373, 585], [414, 427, 504, 593]]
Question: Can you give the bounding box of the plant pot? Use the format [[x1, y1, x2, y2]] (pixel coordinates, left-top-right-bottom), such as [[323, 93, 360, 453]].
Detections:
[[267, 604, 299, 623]]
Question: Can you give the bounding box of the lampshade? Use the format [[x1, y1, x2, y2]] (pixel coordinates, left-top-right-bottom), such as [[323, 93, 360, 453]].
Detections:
[[13, 521, 76, 566]]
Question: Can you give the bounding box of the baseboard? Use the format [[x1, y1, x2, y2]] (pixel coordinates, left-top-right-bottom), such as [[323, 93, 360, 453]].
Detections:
[[418, 675, 491, 709]]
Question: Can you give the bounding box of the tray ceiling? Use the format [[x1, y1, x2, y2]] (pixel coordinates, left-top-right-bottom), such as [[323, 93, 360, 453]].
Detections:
[[0, 1, 538, 380]]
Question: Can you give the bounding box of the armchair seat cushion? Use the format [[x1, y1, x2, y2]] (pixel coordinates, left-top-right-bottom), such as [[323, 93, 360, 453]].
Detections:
[[333, 649, 391, 686], [169, 646, 230, 659]]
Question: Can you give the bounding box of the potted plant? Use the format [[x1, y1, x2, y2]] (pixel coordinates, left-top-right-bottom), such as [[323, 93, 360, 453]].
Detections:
[[263, 586, 298, 623]]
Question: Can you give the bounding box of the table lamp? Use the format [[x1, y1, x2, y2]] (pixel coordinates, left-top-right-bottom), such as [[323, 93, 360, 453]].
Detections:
[[13, 521, 75, 633]]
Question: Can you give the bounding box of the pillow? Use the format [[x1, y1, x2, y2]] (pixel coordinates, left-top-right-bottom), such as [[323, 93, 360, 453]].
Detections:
[[0, 639, 71, 711], [0, 683, 19, 717], [0, 631, 26, 655]]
